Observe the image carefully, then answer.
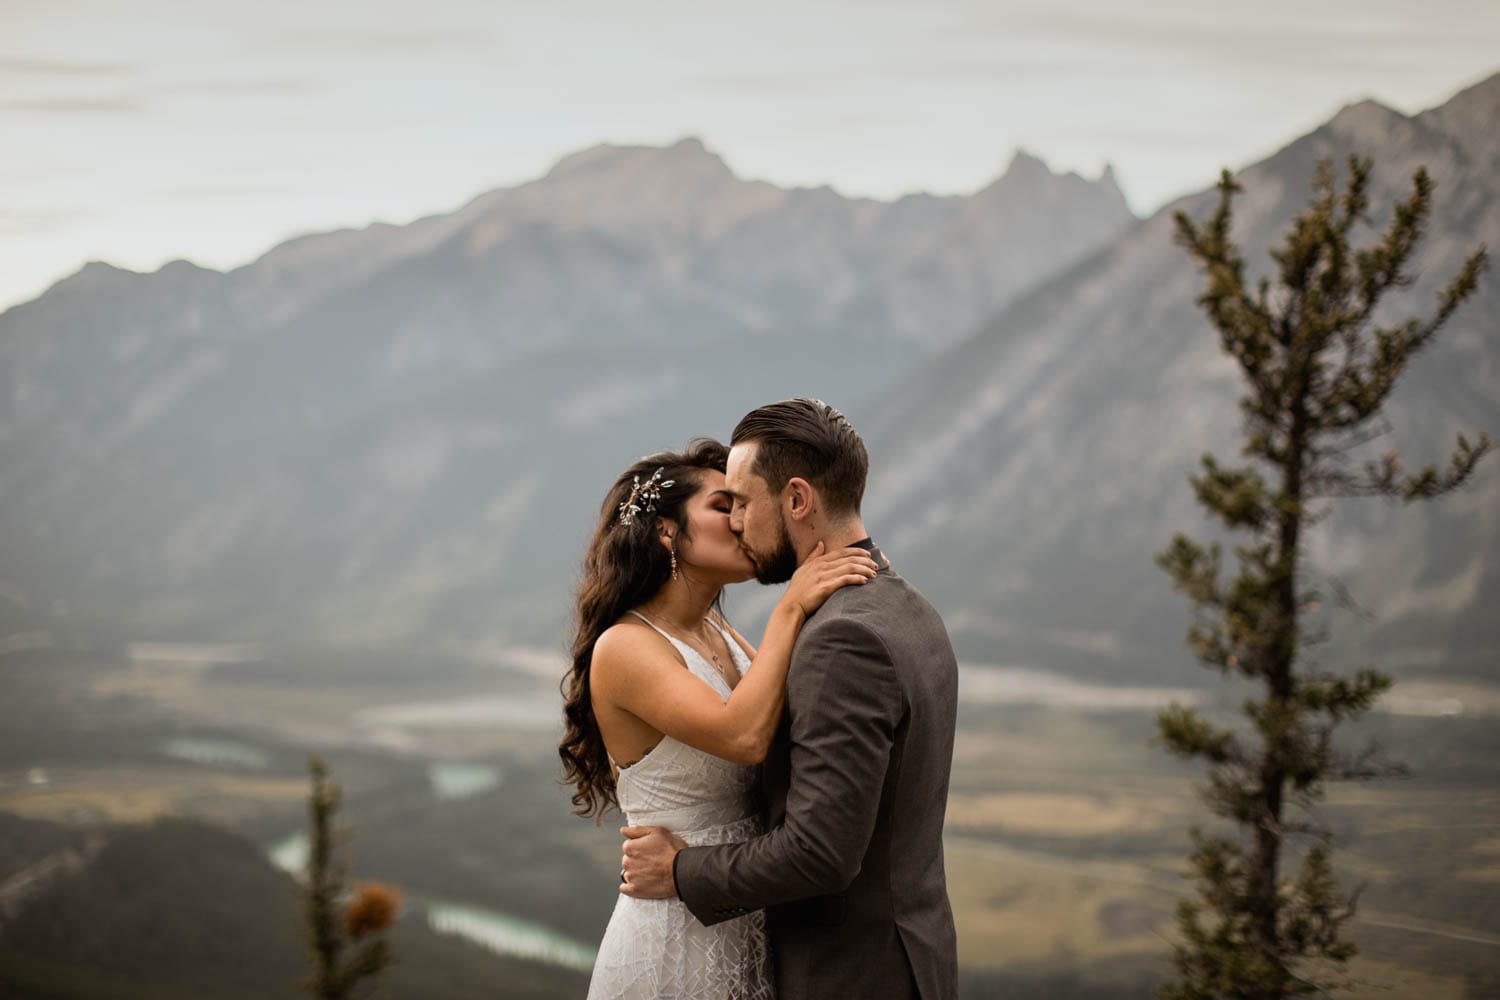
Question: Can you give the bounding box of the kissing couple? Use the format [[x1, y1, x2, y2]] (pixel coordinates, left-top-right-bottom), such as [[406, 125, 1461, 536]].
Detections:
[[560, 398, 960, 999]]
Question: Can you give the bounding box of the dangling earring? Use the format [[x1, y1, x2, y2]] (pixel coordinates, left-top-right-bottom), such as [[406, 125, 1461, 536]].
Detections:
[[670, 546, 679, 581]]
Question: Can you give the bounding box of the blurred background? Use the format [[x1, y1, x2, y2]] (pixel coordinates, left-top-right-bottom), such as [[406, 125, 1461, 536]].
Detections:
[[2, 1, 1498, 997]]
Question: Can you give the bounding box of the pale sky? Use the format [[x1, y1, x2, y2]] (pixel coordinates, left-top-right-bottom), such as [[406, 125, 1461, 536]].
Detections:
[[3, 0, 1498, 313]]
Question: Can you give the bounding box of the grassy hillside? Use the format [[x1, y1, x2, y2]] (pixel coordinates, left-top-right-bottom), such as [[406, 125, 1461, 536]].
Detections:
[[0, 815, 585, 999]]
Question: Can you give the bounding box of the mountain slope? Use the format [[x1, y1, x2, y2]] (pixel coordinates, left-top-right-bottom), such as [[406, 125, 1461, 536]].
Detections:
[[0, 815, 584, 999], [857, 72, 1500, 685]]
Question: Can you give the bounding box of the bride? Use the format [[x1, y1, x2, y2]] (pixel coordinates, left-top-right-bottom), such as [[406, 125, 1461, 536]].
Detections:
[[559, 437, 877, 999]]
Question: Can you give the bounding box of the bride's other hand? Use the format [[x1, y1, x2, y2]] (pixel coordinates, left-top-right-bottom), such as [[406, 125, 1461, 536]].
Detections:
[[779, 542, 879, 620]]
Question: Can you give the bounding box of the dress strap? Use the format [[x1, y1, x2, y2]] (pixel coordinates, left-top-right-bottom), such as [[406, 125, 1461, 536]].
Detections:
[[626, 608, 672, 640], [704, 615, 735, 648], [627, 609, 699, 660], [628, 609, 744, 684], [634, 609, 737, 656]]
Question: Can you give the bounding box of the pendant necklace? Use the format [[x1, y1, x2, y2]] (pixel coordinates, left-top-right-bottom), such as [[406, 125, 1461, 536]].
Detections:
[[639, 610, 737, 688]]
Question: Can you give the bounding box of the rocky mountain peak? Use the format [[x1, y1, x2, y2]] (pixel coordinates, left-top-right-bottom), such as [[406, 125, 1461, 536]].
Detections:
[[44, 260, 140, 299], [49, 258, 218, 300], [971, 148, 1133, 224], [998, 148, 1053, 185], [543, 135, 735, 185], [453, 136, 770, 251], [1097, 162, 1122, 196], [1325, 97, 1409, 149]]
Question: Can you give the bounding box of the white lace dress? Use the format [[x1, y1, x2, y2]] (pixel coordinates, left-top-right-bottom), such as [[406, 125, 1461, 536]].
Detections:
[[586, 612, 775, 1000]]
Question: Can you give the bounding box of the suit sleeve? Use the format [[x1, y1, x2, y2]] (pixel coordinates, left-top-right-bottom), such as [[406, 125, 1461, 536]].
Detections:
[[674, 615, 902, 926]]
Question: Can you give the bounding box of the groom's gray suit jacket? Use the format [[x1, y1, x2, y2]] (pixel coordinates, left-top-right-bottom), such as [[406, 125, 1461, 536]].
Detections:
[[675, 540, 959, 1000]]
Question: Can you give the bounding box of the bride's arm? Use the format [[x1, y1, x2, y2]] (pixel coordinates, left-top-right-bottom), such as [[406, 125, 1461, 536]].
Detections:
[[591, 544, 875, 765]]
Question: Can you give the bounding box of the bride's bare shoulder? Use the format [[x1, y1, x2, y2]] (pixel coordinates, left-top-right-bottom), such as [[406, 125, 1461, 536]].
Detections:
[[593, 616, 680, 678]]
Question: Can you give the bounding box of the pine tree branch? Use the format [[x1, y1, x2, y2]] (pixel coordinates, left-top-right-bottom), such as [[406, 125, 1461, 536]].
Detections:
[[1295, 668, 1392, 721], [1191, 455, 1274, 531], [1350, 164, 1427, 326], [1157, 533, 1225, 610], [1175, 171, 1280, 391], [1328, 739, 1410, 783], [1310, 415, 1392, 460], [1317, 244, 1488, 432], [1304, 432, 1494, 499], [1322, 574, 1375, 622], [1157, 702, 1244, 764]]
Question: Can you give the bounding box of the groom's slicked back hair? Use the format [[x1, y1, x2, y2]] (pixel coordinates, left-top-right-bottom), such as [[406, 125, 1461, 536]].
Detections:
[[731, 398, 868, 518]]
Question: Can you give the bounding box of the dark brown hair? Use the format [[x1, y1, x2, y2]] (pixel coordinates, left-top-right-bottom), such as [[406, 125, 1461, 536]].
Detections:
[[559, 438, 730, 821], [731, 398, 868, 518]]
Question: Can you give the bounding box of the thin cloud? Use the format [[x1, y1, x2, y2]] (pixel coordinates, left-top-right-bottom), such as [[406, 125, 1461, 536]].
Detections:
[[262, 26, 500, 53], [159, 184, 294, 201], [0, 55, 135, 77], [941, 6, 1495, 62], [694, 54, 1079, 94], [168, 78, 325, 98], [0, 97, 143, 114], [693, 67, 884, 96], [0, 208, 96, 235]]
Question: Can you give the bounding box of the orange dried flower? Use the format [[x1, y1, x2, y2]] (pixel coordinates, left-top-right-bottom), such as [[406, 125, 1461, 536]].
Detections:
[[343, 882, 403, 938]]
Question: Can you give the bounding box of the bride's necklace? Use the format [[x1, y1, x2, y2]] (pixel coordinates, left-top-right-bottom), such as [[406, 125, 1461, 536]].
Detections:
[[637, 609, 736, 688]]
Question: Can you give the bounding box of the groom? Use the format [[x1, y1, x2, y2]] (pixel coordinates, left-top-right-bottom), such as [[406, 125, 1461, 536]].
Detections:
[[620, 398, 959, 1000]]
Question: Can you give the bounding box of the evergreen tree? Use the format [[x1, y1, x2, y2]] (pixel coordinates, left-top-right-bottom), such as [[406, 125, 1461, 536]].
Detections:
[[303, 755, 400, 999], [1156, 156, 1490, 999]]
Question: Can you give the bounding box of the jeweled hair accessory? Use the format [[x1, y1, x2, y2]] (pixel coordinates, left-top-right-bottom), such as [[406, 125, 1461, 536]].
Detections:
[[618, 467, 675, 526]]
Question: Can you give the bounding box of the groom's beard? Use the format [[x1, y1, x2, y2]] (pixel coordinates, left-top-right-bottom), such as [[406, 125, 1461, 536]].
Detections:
[[748, 516, 799, 585]]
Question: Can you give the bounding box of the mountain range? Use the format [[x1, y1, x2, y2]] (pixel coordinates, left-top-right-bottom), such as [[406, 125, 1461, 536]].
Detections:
[[1, 72, 1495, 691], [0, 137, 1130, 655]]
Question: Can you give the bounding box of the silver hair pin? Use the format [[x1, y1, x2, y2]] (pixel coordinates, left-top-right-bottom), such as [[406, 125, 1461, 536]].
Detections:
[[618, 467, 675, 526]]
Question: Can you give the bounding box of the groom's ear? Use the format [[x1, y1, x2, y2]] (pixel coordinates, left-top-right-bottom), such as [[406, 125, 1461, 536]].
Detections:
[[785, 477, 816, 523]]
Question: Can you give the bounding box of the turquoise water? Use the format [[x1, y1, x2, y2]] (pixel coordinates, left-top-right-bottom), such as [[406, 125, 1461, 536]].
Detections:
[[263, 833, 594, 973], [267, 831, 309, 874], [428, 761, 502, 800], [426, 900, 596, 972], [161, 737, 270, 769]]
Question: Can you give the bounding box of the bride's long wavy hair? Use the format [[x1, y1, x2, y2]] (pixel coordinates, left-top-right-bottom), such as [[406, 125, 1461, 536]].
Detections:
[[560, 438, 730, 822]]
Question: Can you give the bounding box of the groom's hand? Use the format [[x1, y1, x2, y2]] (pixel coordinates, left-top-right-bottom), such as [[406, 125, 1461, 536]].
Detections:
[[619, 825, 687, 899]]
